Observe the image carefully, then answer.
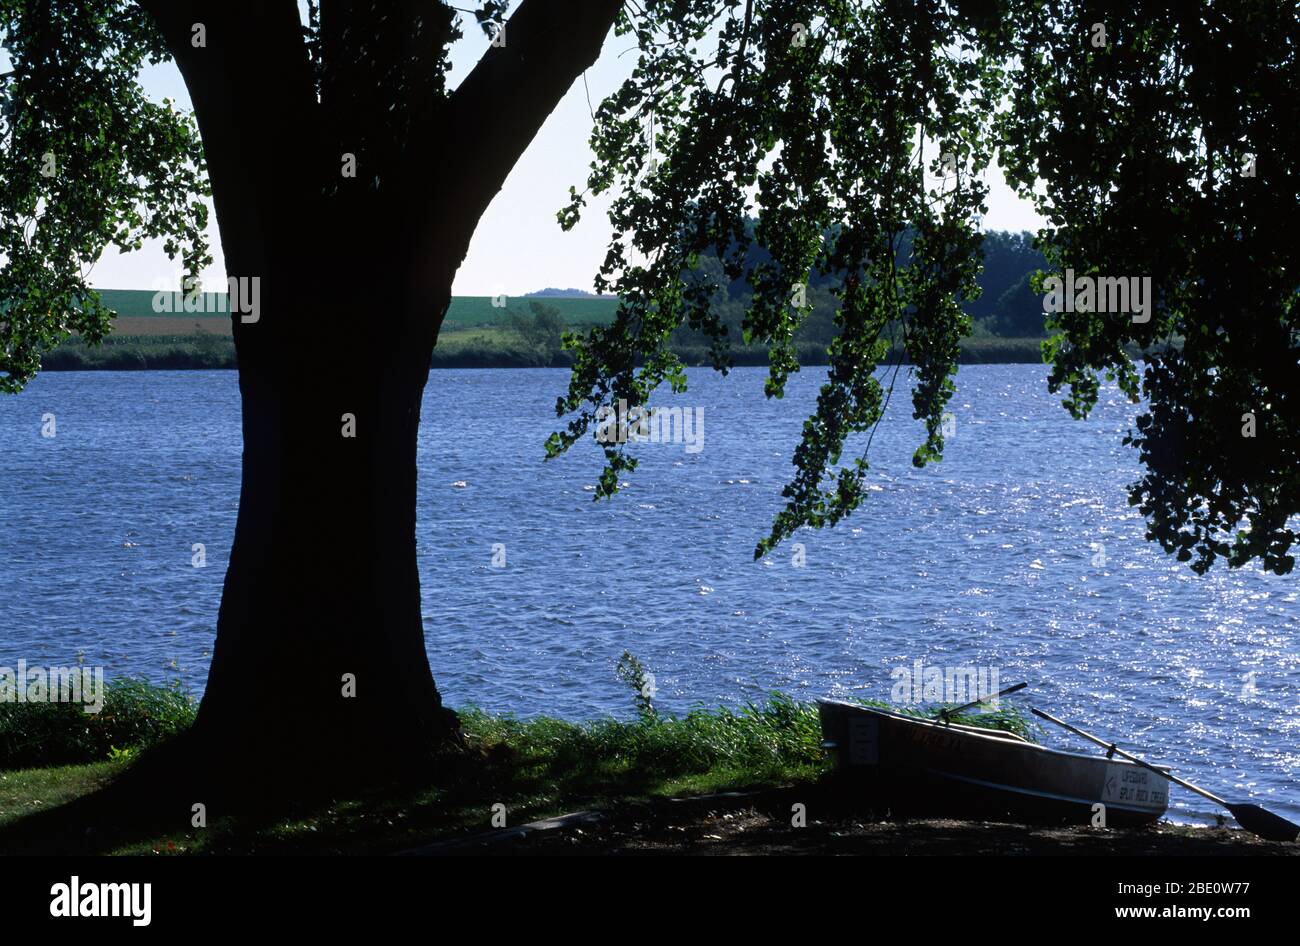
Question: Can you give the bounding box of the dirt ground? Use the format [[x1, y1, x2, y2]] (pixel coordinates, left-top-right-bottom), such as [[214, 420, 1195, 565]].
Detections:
[[413, 789, 1299, 856], [514, 809, 1292, 856]]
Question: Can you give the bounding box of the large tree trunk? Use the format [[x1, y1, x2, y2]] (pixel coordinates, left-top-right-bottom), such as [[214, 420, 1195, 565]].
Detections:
[[189, 251, 458, 787], [134, 0, 625, 797]]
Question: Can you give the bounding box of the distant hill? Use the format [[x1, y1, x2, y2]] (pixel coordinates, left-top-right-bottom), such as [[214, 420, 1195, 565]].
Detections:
[[523, 287, 614, 298]]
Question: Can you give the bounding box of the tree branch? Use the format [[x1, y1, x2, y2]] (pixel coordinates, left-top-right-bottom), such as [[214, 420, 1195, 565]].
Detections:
[[136, 1, 320, 281], [432, 0, 624, 267]]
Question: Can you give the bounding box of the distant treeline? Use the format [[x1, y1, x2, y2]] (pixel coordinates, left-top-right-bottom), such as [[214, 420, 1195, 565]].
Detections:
[[43, 334, 235, 370], [669, 229, 1048, 350], [41, 325, 1054, 372]]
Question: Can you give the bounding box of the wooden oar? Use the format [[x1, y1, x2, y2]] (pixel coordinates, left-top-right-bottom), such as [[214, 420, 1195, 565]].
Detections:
[[1032, 707, 1299, 843], [937, 682, 1028, 723]]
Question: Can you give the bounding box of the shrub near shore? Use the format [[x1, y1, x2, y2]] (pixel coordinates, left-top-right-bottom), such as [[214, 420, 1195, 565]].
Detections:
[[0, 677, 195, 770]]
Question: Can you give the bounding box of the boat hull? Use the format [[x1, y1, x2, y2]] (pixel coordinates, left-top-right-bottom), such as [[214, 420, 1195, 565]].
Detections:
[[818, 700, 1169, 826]]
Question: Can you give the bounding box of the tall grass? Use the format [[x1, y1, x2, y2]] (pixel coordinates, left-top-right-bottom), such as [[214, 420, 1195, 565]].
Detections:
[[0, 677, 196, 770], [460, 652, 1036, 790], [887, 700, 1039, 742], [459, 694, 826, 793], [42, 334, 235, 370], [0, 661, 1034, 785]]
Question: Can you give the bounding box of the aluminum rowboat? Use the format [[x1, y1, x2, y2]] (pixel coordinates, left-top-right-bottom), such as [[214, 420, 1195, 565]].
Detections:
[[818, 699, 1170, 825]]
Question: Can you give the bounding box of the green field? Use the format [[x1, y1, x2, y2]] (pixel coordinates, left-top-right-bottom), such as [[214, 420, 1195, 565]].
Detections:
[[95, 288, 230, 317], [444, 294, 618, 327], [93, 288, 618, 328], [44, 288, 1057, 369]]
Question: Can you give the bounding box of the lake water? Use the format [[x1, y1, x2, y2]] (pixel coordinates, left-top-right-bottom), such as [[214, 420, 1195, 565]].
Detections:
[[1, 365, 1296, 824]]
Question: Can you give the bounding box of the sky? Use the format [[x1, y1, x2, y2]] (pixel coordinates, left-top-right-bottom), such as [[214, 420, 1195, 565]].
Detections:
[[90, 14, 1045, 297]]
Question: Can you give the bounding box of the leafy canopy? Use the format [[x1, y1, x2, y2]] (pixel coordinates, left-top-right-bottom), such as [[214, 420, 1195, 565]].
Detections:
[[549, 0, 1299, 574], [0, 0, 209, 393], [1, 1, 1296, 575], [0, 0, 507, 393]]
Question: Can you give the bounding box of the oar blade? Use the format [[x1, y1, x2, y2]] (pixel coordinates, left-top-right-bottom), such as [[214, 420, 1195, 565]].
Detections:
[[1227, 804, 1300, 843]]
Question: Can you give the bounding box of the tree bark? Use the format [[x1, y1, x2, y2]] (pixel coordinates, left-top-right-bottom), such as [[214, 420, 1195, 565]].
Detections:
[[194, 289, 458, 785]]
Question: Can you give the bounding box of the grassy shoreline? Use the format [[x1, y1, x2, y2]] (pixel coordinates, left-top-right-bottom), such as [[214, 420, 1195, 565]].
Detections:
[[39, 333, 1052, 371], [1, 678, 832, 854], [0, 676, 1284, 855]]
